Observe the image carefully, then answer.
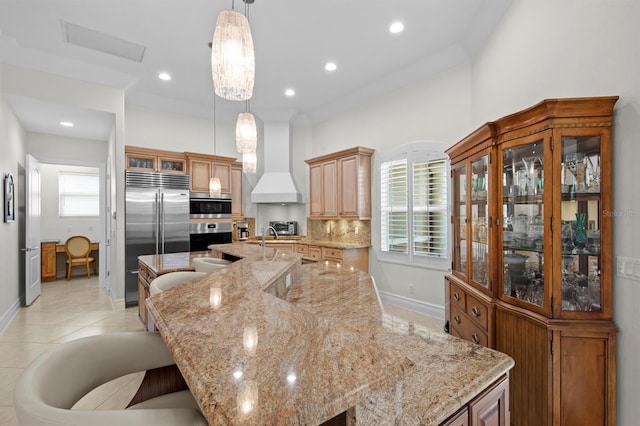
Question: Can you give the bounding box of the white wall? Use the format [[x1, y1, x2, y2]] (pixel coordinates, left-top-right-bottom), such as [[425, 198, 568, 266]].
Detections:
[[0, 85, 26, 332]]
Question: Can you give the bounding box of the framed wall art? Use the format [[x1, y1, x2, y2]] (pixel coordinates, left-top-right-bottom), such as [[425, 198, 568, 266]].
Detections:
[[4, 173, 15, 223]]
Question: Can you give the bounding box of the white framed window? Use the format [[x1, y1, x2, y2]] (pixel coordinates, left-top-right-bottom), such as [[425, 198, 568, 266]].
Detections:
[[378, 141, 449, 270], [58, 171, 100, 217]]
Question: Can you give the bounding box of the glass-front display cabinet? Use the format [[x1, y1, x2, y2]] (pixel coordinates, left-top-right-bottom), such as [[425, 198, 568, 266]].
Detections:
[[452, 153, 493, 292], [498, 127, 612, 320], [446, 97, 618, 426], [499, 131, 552, 316]]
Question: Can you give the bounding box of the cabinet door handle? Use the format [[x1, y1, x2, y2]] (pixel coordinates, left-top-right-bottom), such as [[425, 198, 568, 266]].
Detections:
[[471, 306, 480, 317], [454, 292, 460, 301], [454, 315, 461, 324], [472, 333, 479, 344]]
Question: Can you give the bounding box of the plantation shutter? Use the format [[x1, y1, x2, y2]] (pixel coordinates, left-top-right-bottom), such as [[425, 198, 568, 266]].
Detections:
[[380, 159, 408, 253]]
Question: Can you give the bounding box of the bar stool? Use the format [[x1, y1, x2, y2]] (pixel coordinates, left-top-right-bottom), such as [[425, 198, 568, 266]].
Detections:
[[13, 332, 207, 426], [149, 272, 206, 296], [192, 257, 231, 273]]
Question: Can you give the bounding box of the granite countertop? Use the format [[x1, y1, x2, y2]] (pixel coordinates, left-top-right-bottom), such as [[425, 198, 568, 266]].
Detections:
[[144, 244, 513, 425], [138, 251, 222, 274], [245, 237, 370, 249]]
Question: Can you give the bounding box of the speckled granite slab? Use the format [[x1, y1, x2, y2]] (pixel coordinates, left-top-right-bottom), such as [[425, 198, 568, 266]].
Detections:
[[146, 244, 413, 425], [144, 243, 514, 426]]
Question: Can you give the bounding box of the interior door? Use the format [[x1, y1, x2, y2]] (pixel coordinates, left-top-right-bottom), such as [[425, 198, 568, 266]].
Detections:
[[24, 154, 41, 306]]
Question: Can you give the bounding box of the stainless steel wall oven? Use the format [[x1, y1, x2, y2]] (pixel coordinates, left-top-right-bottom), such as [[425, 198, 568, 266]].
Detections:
[[189, 222, 232, 251], [189, 192, 231, 219]]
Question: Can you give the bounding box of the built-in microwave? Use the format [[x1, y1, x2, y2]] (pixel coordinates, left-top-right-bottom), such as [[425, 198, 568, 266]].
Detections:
[[189, 193, 232, 219]]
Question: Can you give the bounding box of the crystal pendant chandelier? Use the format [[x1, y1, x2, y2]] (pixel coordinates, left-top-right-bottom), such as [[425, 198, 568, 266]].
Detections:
[[242, 151, 257, 174], [211, 1, 255, 101], [236, 101, 257, 154], [209, 95, 222, 198]]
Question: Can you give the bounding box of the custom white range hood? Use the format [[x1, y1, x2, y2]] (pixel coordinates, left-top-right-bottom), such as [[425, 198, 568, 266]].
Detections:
[[251, 121, 302, 204]]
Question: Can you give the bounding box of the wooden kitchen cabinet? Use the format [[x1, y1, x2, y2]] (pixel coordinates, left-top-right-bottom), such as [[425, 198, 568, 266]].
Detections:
[[231, 162, 243, 218], [306, 147, 374, 219], [338, 151, 372, 218], [185, 152, 236, 194], [469, 375, 509, 426], [442, 374, 509, 426], [445, 97, 618, 425], [125, 146, 186, 174], [308, 161, 337, 217], [137, 261, 157, 331], [41, 242, 57, 282]]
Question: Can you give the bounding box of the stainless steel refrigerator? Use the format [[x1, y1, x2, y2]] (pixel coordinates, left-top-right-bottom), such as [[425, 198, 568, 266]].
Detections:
[[125, 171, 190, 306]]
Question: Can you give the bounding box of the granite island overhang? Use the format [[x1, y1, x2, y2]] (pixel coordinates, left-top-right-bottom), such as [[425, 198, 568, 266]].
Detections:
[[144, 243, 514, 425]]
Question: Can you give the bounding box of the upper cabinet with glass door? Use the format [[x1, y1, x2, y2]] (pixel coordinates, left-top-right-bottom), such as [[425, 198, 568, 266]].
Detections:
[[554, 127, 613, 319], [494, 97, 617, 320], [499, 131, 552, 316], [448, 124, 496, 296]]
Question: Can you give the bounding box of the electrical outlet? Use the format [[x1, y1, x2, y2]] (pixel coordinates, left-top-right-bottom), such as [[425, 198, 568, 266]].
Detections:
[[408, 283, 415, 294], [354, 226, 359, 235], [285, 273, 291, 289]]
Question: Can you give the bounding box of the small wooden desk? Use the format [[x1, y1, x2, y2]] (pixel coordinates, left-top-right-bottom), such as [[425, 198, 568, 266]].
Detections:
[[41, 241, 99, 282]]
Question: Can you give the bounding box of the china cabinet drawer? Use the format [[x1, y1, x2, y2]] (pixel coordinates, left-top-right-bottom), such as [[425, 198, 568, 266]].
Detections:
[[466, 293, 489, 331], [450, 281, 467, 313], [451, 305, 488, 346], [322, 247, 343, 261]]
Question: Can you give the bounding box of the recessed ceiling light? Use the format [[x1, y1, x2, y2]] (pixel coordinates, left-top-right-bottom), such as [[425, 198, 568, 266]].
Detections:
[[60, 121, 74, 127], [285, 88, 295, 97], [389, 21, 404, 34], [325, 62, 337, 72], [158, 72, 172, 81]]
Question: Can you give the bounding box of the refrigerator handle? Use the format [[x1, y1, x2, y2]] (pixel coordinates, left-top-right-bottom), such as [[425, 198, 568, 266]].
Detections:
[[160, 192, 165, 254], [155, 192, 160, 255]]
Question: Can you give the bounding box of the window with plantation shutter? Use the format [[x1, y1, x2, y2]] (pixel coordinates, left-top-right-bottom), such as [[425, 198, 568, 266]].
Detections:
[[379, 142, 449, 269], [59, 171, 100, 217]]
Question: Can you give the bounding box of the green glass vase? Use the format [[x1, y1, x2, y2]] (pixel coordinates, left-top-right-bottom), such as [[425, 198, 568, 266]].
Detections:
[[573, 213, 588, 249]]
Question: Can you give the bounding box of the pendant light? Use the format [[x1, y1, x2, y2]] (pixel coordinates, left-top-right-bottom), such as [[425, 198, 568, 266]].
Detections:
[[236, 100, 257, 153], [211, 0, 255, 101], [242, 151, 257, 174], [209, 95, 222, 198]]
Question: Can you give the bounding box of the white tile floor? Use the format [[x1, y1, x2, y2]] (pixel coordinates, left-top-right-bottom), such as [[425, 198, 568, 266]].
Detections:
[[0, 276, 144, 425], [0, 277, 441, 426]]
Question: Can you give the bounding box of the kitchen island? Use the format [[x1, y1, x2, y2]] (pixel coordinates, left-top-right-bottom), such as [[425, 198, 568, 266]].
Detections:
[[143, 244, 514, 425]]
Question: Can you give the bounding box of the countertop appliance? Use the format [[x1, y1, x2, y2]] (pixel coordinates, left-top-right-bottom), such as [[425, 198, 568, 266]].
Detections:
[[125, 171, 190, 307], [189, 192, 231, 219], [189, 222, 232, 251], [269, 221, 298, 236], [236, 221, 249, 240]]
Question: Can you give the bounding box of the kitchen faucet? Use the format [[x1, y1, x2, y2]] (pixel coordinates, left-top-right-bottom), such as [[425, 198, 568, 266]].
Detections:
[[260, 226, 279, 246]]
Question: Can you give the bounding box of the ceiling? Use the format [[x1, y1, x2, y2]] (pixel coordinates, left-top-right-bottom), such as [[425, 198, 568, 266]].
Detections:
[[0, 0, 512, 141]]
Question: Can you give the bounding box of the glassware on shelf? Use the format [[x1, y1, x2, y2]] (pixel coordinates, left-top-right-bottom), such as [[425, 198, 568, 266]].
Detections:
[[573, 213, 588, 250], [503, 264, 512, 297]]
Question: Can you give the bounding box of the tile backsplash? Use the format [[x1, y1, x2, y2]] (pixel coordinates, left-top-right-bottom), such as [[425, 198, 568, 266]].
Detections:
[[307, 219, 370, 245]]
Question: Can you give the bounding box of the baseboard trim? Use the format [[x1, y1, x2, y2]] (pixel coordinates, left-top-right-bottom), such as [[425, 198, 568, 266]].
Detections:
[[0, 299, 21, 335], [378, 291, 445, 320]]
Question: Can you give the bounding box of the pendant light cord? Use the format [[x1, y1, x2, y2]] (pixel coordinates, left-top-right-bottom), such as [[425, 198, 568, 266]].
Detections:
[[213, 93, 217, 157]]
